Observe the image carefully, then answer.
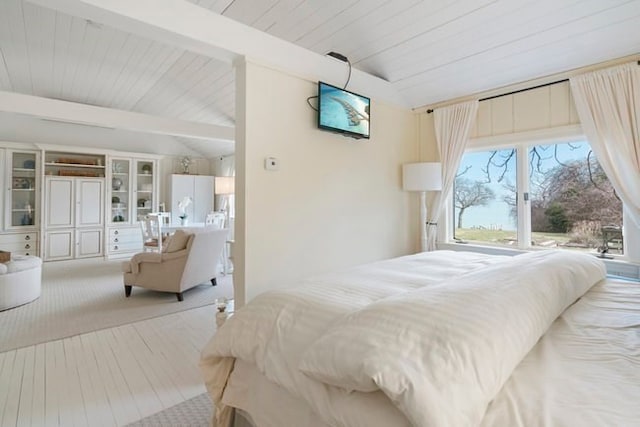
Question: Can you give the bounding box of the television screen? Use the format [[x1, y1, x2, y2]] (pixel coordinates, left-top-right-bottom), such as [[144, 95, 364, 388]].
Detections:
[[318, 81, 370, 139]]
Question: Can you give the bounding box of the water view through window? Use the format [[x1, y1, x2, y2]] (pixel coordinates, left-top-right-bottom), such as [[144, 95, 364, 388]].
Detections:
[[454, 142, 623, 254], [454, 148, 517, 246]]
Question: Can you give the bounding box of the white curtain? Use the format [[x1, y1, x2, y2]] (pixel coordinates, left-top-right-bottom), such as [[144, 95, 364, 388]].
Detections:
[[570, 62, 640, 227], [426, 100, 479, 251]]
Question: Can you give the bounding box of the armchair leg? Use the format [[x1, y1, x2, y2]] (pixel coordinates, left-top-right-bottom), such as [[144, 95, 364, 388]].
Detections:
[[211, 277, 217, 286], [176, 292, 184, 302], [125, 285, 132, 297]]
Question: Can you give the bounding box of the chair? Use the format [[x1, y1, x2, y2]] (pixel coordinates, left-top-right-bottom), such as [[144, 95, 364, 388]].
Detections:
[[122, 228, 229, 301], [139, 214, 163, 252], [205, 212, 226, 228], [153, 212, 171, 227]]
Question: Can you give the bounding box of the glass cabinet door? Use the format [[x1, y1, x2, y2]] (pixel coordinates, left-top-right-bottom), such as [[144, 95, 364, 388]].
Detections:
[[110, 158, 131, 224], [7, 150, 38, 229], [134, 159, 155, 220]]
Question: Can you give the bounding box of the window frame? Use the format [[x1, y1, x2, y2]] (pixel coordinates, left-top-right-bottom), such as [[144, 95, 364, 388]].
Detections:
[[438, 126, 640, 265]]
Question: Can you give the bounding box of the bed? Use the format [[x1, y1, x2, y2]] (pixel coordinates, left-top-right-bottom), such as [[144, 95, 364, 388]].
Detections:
[[200, 250, 640, 427]]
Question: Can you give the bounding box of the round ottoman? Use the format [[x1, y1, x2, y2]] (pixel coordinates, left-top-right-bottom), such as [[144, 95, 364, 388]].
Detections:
[[0, 255, 43, 311]]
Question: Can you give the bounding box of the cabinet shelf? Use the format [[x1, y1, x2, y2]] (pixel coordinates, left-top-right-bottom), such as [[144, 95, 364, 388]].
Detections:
[[11, 188, 36, 192], [13, 168, 36, 172], [45, 162, 105, 169]]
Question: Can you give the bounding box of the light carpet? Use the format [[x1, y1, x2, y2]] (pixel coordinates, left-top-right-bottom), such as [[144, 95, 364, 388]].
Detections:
[[126, 393, 213, 427], [0, 257, 233, 352]]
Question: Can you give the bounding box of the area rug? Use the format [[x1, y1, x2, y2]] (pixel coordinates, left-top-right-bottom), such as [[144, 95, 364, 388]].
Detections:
[[0, 257, 233, 352], [126, 393, 213, 427]]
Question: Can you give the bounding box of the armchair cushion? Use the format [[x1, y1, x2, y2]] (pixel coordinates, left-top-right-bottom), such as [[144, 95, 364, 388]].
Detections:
[[165, 230, 190, 253]]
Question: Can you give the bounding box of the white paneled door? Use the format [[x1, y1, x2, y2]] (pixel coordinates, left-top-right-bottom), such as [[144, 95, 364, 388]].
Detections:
[[44, 177, 104, 261], [76, 179, 104, 227], [45, 178, 74, 228]]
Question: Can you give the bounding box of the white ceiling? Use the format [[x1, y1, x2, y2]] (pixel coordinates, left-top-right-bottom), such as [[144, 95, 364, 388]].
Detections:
[[1, 0, 639, 157]]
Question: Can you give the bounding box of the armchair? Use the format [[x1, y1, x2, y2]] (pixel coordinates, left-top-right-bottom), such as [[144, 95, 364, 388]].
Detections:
[[122, 227, 229, 301]]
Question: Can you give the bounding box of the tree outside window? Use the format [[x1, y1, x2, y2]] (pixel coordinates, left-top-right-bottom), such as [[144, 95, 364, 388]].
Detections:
[[453, 141, 623, 254]]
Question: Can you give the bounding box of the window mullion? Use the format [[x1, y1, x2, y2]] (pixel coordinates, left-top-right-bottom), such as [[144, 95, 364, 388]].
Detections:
[[516, 147, 531, 249]]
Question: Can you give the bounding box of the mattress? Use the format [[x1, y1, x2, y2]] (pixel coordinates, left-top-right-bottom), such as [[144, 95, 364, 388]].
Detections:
[[202, 250, 640, 426]]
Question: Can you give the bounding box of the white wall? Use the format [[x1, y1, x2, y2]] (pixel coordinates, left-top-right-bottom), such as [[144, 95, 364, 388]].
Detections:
[[234, 60, 419, 305]]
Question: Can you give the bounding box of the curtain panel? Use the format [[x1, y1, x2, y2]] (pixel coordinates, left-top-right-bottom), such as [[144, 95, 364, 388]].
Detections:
[[427, 100, 479, 251], [569, 62, 640, 227]]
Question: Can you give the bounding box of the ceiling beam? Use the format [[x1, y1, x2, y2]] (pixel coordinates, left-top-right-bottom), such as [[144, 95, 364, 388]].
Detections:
[[0, 91, 235, 141], [26, 0, 408, 107]]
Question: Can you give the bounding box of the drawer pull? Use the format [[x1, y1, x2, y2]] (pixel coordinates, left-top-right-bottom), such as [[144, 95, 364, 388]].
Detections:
[[25, 235, 31, 240], [114, 245, 119, 250], [25, 244, 31, 249], [114, 230, 119, 235], [25, 253, 30, 256], [114, 238, 119, 243]]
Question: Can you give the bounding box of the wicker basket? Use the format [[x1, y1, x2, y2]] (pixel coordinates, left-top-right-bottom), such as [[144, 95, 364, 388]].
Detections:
[[0, 250, 11, 263]]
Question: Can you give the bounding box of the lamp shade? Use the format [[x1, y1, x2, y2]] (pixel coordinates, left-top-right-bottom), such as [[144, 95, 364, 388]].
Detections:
[[214, 176, 235, 195], [402, 162, 442, 191]]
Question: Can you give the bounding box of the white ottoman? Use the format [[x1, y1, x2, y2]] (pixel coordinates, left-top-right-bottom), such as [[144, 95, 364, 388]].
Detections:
[[0, 255, 43, 311]]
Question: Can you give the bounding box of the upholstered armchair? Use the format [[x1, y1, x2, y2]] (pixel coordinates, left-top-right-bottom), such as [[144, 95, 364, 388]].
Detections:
[[122, 227, 229, 301]]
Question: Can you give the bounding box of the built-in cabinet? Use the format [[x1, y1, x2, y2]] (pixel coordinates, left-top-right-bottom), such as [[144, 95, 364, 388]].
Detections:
[[106, 157, 158, 258], [168, 174, 214, 225], [0, 145, 164, 261], [0, 232, 38, 257], [1, 149, 40, 256], [43, 177, 104, 261]]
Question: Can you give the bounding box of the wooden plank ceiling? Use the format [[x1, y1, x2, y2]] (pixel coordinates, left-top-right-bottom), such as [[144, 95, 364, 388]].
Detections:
[[1, 0, 639, 156]]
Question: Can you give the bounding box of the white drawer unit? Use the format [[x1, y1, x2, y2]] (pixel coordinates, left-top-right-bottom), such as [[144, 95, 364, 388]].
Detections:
[[0, 232, 39, 257], [107, 226, 143, 258]]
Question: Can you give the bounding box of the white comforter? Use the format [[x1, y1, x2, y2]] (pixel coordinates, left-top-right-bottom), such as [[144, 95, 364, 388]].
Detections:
[[200, 250, 605, 427]]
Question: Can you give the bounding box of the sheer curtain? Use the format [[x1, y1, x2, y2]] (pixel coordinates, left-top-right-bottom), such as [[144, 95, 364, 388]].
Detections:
[[426, 100, 479, 251], [570, 62, 640, 227]]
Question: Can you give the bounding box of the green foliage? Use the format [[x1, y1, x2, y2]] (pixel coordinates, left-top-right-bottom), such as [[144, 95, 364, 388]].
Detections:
[[545, 203, 570, 233]]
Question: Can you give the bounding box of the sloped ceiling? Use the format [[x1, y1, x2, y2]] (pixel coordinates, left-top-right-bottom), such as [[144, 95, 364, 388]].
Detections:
[[1, 0, 639, 157]]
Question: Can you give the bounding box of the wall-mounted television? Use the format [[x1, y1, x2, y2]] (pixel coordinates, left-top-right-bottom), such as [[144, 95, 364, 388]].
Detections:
[[317, 81, 370, 139]]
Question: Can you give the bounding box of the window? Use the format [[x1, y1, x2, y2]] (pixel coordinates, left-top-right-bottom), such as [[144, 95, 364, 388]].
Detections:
[[454, 149, 517, 247], [453, 140, 623, 255]]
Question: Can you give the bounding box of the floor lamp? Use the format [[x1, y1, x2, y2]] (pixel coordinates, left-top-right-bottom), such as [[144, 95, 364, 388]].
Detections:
[[214, 176, 235, 274], [402, 162, 442, 252], [214, 176, 235, 228]]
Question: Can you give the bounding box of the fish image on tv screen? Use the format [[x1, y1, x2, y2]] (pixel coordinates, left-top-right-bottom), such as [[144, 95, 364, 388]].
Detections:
[[318, 82, 370, 139]]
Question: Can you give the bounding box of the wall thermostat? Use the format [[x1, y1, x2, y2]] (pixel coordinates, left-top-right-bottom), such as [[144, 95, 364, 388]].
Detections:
[[265, 157, 279, 171]]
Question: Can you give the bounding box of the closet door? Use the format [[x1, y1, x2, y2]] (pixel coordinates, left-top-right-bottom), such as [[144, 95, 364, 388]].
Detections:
[[169, 175, 194, 225], [76, 179, 104, 227], [76, 229, 103, 258], [193, 176, 214, 223], [45, 177, 74, 228], [45, 230, 74, 261]]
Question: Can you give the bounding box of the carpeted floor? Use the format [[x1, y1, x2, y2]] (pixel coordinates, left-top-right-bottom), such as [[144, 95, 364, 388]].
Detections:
[[0, 257, 233, 352], [126, 393, 213, 427]]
